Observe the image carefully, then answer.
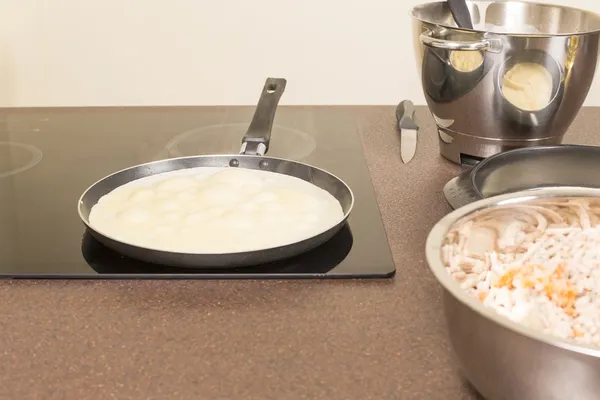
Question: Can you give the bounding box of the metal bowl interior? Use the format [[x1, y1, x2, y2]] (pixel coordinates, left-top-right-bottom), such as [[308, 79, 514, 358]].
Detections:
[[426, 186, 600, 357], [471, 145, 600, 198], [411, 0, 600, 36]]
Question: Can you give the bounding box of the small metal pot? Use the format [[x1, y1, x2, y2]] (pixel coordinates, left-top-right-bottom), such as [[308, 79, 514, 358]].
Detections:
[[411, 1, 600, 164], [426, 187, 600, 400]]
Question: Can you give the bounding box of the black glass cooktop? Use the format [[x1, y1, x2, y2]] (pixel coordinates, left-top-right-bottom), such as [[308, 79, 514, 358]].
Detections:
[[0, 106, 395, 279]]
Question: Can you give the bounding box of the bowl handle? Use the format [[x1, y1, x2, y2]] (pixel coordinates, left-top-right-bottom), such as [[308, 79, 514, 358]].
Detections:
[[420, 29, 502, 53]]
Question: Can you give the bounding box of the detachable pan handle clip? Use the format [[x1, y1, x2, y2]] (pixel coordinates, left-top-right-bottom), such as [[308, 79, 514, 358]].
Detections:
[[240, 78, 287, 156]]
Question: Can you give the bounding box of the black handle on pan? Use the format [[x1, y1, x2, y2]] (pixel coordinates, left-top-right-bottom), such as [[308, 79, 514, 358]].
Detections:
[[241, 77, 287, 156]]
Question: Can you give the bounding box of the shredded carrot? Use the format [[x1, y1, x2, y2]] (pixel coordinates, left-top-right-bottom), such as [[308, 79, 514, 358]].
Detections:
[[495, 264, 578, 316], [495, 269, 519, 288], [544, 282, 556, 300], [522, 279, 536, 289], [495, 265, 537, 289], [541, 264, 578, 315], [573, 329, 584, 337], [478, 292, 488, 302]]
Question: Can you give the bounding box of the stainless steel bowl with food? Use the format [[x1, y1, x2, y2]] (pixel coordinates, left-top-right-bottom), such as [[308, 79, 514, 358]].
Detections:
[[411, 1, 600, 164], [426, 187, 600, 400]]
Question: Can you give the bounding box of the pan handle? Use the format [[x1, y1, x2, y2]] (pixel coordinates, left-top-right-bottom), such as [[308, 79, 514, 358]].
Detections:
[[240, 77, 287, 156]]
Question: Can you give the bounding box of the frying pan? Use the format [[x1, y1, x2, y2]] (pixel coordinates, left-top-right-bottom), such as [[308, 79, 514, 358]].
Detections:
[[77, 78, 354, 268]]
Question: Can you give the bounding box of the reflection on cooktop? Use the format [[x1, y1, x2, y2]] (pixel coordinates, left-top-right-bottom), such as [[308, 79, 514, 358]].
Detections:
[[0, 141, 43, 178], [82, 224, 354, 275], [166, 123, 317, 161]]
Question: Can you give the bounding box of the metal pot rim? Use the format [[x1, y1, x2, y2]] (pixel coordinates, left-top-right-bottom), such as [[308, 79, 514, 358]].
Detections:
[[426, 186, 600, 357], [410, 0, 600, 37]]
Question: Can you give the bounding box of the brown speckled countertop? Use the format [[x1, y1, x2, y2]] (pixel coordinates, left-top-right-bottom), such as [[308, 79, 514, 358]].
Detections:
[[2, 106, 600, 400]]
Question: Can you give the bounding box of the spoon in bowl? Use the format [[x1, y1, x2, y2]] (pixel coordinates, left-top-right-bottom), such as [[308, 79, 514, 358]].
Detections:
[[447, 0, 474, 29]]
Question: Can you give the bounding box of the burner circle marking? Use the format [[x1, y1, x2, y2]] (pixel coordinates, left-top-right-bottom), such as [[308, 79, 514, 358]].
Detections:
[[166, 123, 317, 160], [0, 141, 43, 178]]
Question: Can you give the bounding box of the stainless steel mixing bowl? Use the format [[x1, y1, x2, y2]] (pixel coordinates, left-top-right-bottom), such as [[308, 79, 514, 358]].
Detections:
[[411, 1, 600, 164], [426, 187, 600, 400]]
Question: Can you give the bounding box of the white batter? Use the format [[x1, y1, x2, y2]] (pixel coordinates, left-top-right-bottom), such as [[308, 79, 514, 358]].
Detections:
[[88, 167, 345, 254]]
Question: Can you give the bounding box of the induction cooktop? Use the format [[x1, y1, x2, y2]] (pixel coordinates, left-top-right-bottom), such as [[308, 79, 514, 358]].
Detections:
[[0, 106, 395, 279]]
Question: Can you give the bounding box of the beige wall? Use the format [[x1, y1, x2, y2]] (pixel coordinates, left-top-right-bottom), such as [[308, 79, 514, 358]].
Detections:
[[1, 0, 600, 107]]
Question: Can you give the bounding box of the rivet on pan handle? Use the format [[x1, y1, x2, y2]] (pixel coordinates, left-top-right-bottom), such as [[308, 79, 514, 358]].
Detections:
[[240, 78, 287, 156]]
